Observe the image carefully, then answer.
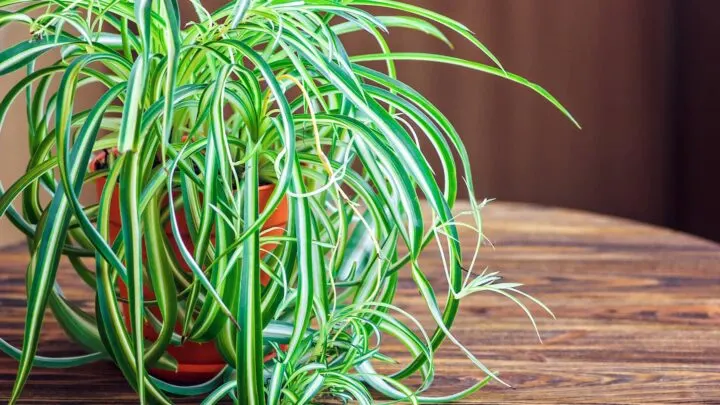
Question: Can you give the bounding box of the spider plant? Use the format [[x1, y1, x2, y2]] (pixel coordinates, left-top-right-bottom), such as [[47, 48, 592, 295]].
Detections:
[[0, 0, 577, 403]]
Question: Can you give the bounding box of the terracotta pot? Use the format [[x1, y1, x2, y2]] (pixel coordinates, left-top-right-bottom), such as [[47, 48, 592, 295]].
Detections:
[[89, 151, 289, 384]]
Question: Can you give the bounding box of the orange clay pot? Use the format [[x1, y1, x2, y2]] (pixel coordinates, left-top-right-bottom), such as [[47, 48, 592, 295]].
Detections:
[[89, 150, 289, 384]]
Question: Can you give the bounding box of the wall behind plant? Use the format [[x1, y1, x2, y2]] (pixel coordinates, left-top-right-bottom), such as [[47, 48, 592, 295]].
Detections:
[[0, 23, 103, 247], [0, 24, 32, 247], [345, 0, 676, 226], [1, 0, 717, 246], [345, 0, 720, 241]]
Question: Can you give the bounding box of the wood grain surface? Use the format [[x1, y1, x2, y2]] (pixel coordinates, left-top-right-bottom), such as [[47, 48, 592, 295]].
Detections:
[[1, 202, 720, 404]]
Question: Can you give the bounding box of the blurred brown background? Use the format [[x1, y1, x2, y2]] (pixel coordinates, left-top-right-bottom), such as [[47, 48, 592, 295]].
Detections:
[[346, 0, 720, 241], [1, 0, 719, 246]]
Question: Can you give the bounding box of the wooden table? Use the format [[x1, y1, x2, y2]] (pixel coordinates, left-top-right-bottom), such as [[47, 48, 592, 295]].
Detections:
[[2, 202, 720, 404]]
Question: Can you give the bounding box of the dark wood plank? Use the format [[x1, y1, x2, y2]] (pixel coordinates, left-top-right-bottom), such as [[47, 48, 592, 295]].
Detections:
[[2, 202, 720, 404]]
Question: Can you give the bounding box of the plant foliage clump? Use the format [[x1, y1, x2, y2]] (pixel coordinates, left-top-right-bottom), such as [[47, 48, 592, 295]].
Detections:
[[0, 0, 575, 403]]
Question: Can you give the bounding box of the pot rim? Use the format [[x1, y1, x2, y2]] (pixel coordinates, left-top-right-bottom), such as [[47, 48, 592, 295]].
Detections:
[[88, 150, 278, 191]]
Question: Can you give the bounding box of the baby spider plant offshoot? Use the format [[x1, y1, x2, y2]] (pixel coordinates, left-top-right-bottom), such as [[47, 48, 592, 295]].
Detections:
[[0, 0, 577, 403]]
